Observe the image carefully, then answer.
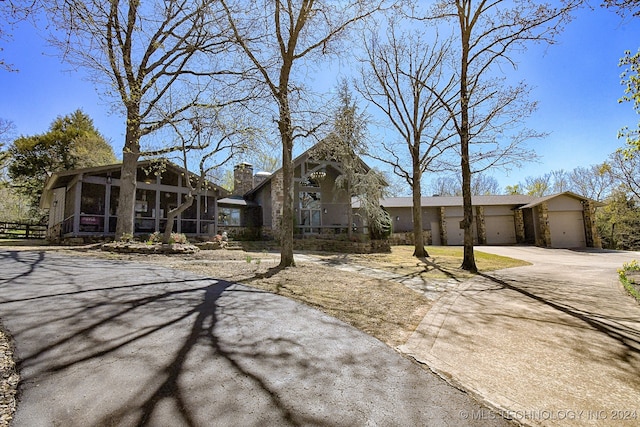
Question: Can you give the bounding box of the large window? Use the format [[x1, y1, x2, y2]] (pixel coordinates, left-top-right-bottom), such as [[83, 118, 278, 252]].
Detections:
[[299, 191, 321, 233], [219, 207, 241, 226]]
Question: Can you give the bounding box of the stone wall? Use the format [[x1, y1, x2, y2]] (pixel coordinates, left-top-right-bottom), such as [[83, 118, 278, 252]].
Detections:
[[270, 170, 284, 237], [233, 163, 254, 196], [514, 209, 526, 244], [535, 202, 551, 247], [237, 238, 390, 254], [389, 231, 432, 246], [475, 206, 487, 245], [439, 207, 447, 246], [582, 200, 602, 248]]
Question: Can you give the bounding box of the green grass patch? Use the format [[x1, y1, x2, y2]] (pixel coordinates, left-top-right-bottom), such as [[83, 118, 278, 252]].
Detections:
[[313, 245, 531, 280], [618, 260, 640, 302]]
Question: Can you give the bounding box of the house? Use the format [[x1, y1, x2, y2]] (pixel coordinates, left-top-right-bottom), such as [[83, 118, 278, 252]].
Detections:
[[40, 161, 228, 242], [376, 192, 602, 248], [40, 145, 603, 249], [237, 144, 366, 239]]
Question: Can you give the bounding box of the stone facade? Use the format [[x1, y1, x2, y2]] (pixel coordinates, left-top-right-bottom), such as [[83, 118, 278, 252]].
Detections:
[[389, 231, 432, 246], [439, 207, 447, 246], [514, 209, 526, 244], [270, 170, 285, 237], [535, 202, 551, 247], [582, 200, 601, 248], [475, 206, 487, 245], [233, 163, 254, 196]]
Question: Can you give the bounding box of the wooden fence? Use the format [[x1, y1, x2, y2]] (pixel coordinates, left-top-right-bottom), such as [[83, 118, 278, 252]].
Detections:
[[0, 222, 47, 239]]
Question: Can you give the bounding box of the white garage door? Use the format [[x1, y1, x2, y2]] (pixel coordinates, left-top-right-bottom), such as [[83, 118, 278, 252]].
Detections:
[[484, 215, 516, 245], [445, 217, 477, 246], [548, 211, 585, 248]]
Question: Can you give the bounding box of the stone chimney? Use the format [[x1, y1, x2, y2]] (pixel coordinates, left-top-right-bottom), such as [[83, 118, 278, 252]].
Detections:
[[233, 163, 254, 196], [253, 171, 272, 187]]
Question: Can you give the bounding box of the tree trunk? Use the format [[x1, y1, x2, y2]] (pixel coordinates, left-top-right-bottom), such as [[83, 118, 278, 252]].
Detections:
[[115, 143, 139, 240], [278, 88, 295, 268], [279, 136, 295, 267], [412, 164, 428, 258], [459, 21, 478, 273], [162, 194, 194, 244]]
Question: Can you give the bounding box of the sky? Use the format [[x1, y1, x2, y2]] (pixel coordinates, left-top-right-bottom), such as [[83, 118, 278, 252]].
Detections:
[[0, 4, 638, 193]]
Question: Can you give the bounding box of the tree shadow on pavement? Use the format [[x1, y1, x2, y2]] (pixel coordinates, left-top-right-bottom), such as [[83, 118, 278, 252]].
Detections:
[[479, 272, 640, 359]]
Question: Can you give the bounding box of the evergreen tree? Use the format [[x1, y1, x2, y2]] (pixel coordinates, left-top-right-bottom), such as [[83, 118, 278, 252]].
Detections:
[[8, 109, 116, 208]]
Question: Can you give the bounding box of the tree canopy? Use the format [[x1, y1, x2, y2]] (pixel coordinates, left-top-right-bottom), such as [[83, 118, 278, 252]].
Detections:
[[8, 109, 116, 207]]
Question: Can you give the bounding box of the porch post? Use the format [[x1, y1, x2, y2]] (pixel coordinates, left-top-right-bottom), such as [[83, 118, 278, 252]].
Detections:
[[73, 177, 82, 236], [213, 192, 218, 236], [104, 181, 111, 235]]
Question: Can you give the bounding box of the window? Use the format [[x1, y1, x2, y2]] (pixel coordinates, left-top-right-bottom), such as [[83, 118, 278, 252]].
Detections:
[[219, 207, 241, 226]]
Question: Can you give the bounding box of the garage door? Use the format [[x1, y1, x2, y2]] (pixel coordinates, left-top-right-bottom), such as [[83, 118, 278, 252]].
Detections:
[[445, 217, 477, 246], [484, 215, 516, 245], [548, 211, 585, 248]]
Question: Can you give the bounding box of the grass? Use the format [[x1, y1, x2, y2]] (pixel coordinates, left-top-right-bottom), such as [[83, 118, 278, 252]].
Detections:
[[310, 245, 531, 281], [618, 260, 640, 303]]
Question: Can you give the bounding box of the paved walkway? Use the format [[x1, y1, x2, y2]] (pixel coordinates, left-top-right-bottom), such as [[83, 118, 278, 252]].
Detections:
[[400, 247, 640, 426], [0, 250, 509, 427]]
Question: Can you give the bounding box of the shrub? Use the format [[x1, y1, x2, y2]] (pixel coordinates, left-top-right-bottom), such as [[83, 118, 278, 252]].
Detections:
[[618, 260, 640, 302], [147, 231, 189, 244]]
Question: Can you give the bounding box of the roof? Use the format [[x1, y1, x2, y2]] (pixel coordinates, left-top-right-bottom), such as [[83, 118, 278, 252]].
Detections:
[[218, 196, 259, 207], [245, 140, 379, 197], [40, 160, 229, 209], [518, 191, 605, 209], [374, 194, 537, 209], [355, 192, 603, 209]]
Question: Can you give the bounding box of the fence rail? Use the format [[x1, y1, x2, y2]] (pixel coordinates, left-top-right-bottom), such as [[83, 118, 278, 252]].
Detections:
[[0, 222, 47, 239]]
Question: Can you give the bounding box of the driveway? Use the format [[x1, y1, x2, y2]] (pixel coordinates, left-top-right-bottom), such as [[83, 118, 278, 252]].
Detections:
[[0, 250, 510, 427], [400, 246, 640, 426]]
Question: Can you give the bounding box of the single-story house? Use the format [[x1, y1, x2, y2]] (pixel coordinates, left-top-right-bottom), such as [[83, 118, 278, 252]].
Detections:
[[40, 161, 228, 241], [374, 192, 602, 248], [40, 143, 603, 249]]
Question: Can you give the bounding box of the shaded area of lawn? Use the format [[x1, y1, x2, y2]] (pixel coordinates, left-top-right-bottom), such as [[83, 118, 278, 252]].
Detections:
[[310, 246, 532, 281]]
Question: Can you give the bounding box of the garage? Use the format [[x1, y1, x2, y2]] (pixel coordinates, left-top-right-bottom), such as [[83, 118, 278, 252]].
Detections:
[[484, 215, 517, 245], [548, 211, 586, 248]]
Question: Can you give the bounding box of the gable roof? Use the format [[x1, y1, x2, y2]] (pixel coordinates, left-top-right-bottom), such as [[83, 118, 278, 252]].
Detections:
[[374, 194, 537, 209], [518, 191, 605, 209], [245, 140, 378, 197], [40, 160, 229, 208], [363, 192, 602, 210]]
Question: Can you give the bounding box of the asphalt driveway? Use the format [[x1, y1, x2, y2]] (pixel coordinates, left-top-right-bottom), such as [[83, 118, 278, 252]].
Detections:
[[0, 250, 509, 427], [400, 246, 640, 426]]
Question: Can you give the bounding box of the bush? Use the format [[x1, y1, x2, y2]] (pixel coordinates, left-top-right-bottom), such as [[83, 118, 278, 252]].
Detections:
[[618, 260, 640, 302], [147, 231, 189, 244]]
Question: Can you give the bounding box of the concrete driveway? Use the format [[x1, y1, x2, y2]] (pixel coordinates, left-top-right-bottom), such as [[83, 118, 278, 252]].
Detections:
[[0, 250, 510, 427], [400, 246, 640, 426]]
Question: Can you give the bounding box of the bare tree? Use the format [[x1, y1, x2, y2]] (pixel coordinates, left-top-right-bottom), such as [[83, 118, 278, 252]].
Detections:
[[429, 175, 460, 196], [157, 108, 253, 244], [0, 0, 38, 71], [524, 173, 552, 196], [550, 169, 570, 193], [415, 0, 580, 272], [357, 21, 457, 258], [220, 0, 383, 267], [569, 163, 616, 201], [42, 0, 243, 239], [471, 173, 500, 195], [609, 150, 640, 200]]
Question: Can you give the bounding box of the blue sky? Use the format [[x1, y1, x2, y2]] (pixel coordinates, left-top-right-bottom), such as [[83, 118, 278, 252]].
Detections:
[[0, 5, 638, 192]]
